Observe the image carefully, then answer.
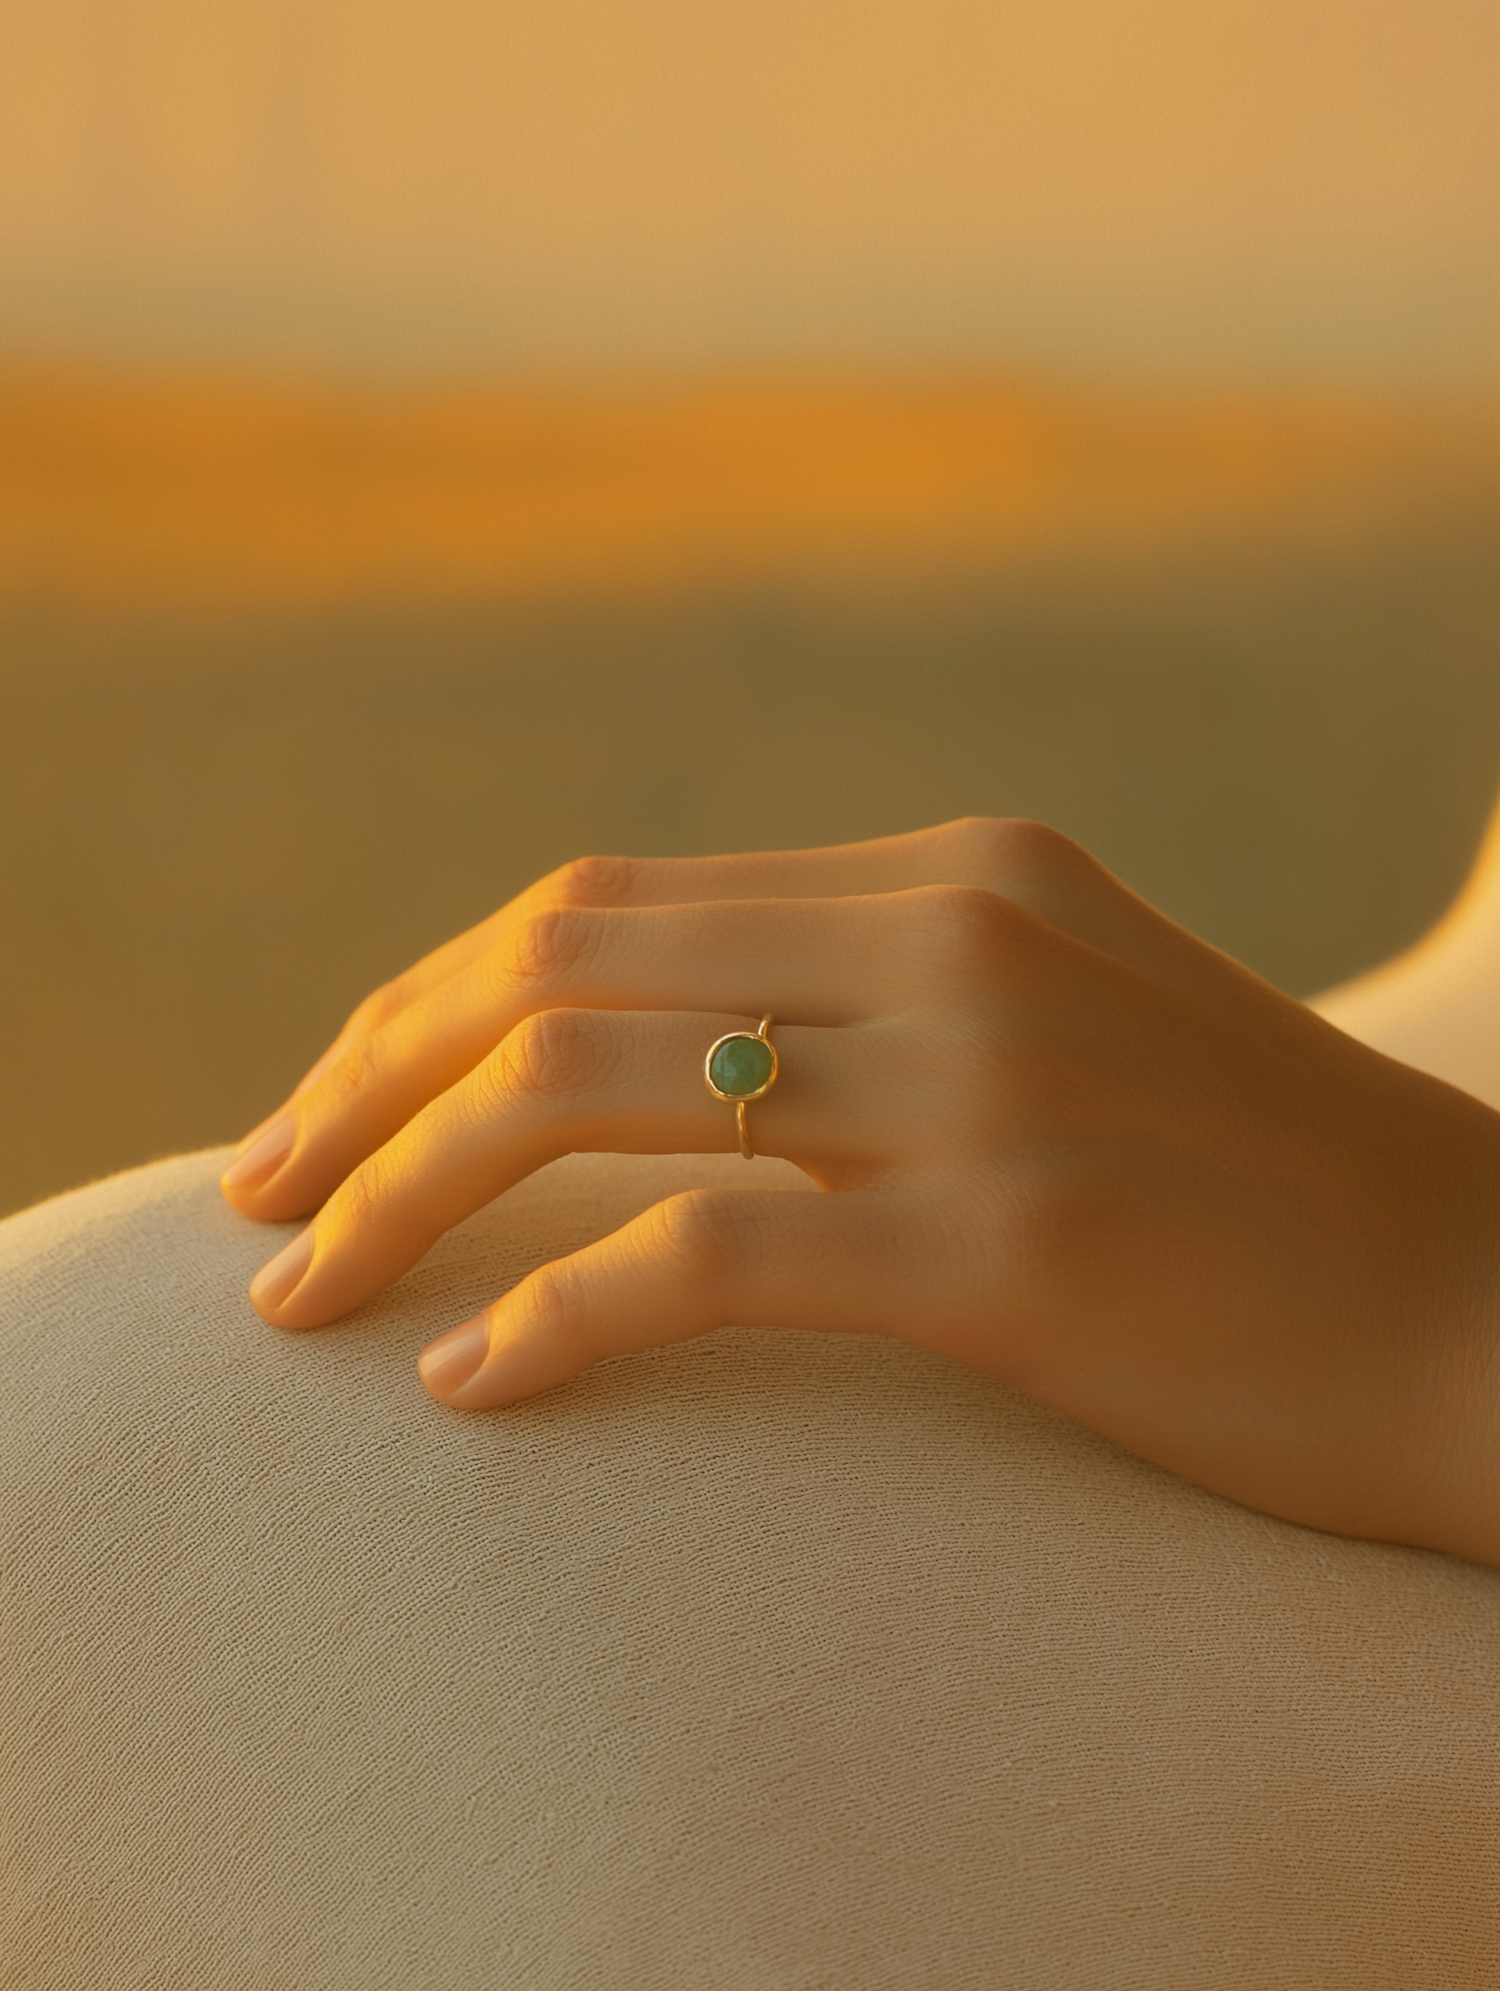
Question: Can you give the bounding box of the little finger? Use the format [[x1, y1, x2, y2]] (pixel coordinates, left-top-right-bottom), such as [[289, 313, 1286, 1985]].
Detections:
[[417, 1184, 941, 1409]]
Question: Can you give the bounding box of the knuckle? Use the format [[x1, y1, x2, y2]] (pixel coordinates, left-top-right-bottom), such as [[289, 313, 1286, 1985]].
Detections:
[[508, 1260, 603, 1370], [346, 975, 411, 1035], [323, 1033, 389, 1112], [493, 1007, 614, 1108], [947, 814, 1080, 886], [326, 1151, 393, 1239], [649, 1190, 750, 1291], [509, 903, 596, 988], [511, 1258, 569, 1331], [547, 852, 637, 907], [912, 880, 1016, 966]]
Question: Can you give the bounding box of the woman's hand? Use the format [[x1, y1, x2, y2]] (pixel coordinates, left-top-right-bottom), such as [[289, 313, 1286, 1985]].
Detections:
[[221, 818, 1500, 1566]]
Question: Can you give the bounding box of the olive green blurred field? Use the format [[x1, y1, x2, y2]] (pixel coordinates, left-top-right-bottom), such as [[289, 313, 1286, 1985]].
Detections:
[[4, 515, 1499, 1221]]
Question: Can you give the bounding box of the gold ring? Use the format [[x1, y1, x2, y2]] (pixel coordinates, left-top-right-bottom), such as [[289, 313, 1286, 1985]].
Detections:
[[704, 1014, 778, 1160]]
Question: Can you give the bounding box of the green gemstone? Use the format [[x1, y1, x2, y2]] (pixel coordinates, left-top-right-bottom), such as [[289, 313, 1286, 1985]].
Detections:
[[709, 1034, 775, 1097]]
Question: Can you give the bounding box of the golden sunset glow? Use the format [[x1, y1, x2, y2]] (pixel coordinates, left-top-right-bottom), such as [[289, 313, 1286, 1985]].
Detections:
[[4, 366, 1494, 611]]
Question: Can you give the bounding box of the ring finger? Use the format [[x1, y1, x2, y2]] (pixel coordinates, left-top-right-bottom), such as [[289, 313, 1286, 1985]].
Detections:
[[247, 1007, 931, 1331]]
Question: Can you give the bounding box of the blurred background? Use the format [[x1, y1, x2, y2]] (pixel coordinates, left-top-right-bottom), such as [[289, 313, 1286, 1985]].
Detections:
[[1, 0, 1498, 1217]]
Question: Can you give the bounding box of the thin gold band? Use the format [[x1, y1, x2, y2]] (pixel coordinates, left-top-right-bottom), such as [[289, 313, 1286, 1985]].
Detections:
[[738, 1014, 774, 1159]]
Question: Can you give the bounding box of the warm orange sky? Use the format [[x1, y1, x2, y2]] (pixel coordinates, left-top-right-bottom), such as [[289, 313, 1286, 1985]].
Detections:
[[1, 1, 1497, 381], [7, 366, 1494, 609]]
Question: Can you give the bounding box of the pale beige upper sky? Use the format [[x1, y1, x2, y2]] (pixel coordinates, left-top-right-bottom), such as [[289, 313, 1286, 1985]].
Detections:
[[1, 0, 1496, 380]]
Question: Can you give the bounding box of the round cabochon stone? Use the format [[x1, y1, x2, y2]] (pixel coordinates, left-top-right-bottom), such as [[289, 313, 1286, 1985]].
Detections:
[[709, 1034, 775, 1098]]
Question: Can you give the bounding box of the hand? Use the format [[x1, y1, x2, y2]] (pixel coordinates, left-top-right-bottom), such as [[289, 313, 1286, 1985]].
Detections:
[[222, 818, 1500, 1566]]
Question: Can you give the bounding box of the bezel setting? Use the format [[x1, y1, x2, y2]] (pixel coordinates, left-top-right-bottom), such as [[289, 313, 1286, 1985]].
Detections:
[[703, 1029, 779, 1103]]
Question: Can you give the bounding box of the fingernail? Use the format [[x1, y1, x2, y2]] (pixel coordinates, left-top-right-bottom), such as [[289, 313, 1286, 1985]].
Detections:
[[249, 1228, 316, 1312], [418, 1316, 491, 1400], [222, 1110, 296, 1192]]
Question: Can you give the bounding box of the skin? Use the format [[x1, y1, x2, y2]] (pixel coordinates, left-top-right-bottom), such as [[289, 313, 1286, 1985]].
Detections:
[[222, 817, 1500, 1567]]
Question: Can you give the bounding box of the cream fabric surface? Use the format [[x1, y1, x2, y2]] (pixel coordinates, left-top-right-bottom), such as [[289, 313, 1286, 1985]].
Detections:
[[2, 1146, 1498, 1991]]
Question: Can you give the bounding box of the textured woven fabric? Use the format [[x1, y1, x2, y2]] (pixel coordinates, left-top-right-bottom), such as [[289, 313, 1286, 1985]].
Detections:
[[3, 1147, 1498, 1990]]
